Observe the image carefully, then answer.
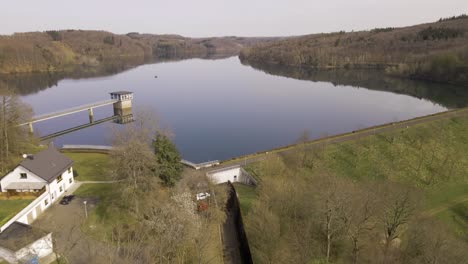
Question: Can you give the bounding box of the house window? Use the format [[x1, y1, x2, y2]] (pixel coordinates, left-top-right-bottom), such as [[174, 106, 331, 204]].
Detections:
[[20, 173, 27, 179], [44, 199, 49, 206], [57, 175, 63, 183], [51, 193, 54, 200], [69, 178, 73, 184], [68, 167, 72, 174], [59, 186, 63, 192]]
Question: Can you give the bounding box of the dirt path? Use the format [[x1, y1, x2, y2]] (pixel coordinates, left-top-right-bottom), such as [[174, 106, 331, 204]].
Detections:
[[422, 195, 468, 217]]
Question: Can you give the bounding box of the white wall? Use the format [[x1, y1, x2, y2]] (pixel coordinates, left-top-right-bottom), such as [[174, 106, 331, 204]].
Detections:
[[0, 167, 46, 192], [0, 246, 16, 264], [47, 166, 74, 203], [16, 233, 53, 261], [0, 192, 50, 232], [207, 166, 256, 185]]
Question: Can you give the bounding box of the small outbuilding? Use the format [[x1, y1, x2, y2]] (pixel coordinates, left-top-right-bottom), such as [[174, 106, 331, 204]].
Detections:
[[206, 165, 257, 186], [0, 222, 53, 264]]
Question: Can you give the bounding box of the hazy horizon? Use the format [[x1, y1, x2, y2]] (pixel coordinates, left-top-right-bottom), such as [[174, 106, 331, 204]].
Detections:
[[1, 0, 467, 37]]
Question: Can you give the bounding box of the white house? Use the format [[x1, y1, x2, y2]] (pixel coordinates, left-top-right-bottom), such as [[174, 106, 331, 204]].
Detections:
[[0, 145, 74, 263], [0, 145, 75, 231]]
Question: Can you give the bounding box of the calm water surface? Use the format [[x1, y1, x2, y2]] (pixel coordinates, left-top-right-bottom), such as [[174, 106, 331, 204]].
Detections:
[[20, 57, 449, 162]]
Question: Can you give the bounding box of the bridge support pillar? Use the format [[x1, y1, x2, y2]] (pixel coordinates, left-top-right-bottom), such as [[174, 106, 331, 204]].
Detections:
[[88, 108, 94, 123], [28, 122, 34, 134]]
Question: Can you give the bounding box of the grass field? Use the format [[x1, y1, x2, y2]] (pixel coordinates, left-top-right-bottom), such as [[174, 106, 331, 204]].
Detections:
[[63, 152, 112, 181], [243, 115, 468, 239], [233, 183, 257, 216], [435, 200, 468, 240], [0, 199, 34, 226], [73, 183, 131, 241]]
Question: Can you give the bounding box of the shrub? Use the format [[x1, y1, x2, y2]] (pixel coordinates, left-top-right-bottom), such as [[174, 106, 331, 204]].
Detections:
[[46, 30, 62, 41], [103, 36, 115, 45], [417, 27, 463, 41]]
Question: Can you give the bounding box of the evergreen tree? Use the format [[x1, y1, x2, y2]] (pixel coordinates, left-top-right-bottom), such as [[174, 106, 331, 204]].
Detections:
[[153, 133, 183, 186]]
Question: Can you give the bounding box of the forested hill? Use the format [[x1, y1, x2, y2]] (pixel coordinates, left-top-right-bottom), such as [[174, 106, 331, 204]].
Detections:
[[240, 15, 468, 86], [0, 30, 278, 74]]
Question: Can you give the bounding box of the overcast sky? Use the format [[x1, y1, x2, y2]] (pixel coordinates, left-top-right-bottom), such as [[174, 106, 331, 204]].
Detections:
[[2, 0, 467, 37]]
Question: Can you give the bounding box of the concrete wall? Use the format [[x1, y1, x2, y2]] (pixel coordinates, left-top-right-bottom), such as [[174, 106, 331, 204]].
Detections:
[[0, 233, 53, 264], [1, 192, 50, 232], [0, 167, 46, 192], [206, 166, 256, 185], [0, 246, 16, 264], [16, 233, 53, 262], [15, 193, 52, 226]]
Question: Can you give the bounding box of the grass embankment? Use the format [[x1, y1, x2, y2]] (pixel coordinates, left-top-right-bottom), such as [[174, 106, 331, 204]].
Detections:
[[242, 115, 468, 238], [435, 201, 468, 239], [233, 183, 257, 216], [63, 152, 112, 181], [0, 199, 34, 226]]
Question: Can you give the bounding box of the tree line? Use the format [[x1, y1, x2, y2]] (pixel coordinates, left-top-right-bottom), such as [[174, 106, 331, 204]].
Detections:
[[240, 16, 468, 87], [244, 116, 468, 263]]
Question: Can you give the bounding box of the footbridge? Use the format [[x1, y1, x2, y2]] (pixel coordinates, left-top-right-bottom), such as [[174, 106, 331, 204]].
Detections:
[[20, 91, 134, 136]]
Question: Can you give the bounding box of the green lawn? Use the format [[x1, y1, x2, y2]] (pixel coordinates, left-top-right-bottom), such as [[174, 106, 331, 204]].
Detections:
[[63, 152, 112, 181], [74, 183, 133, 241], [234, 183, 257, 216], [436, 201, 468, 240], [424, 183, 468, 209], [0, 199, 34, 226]]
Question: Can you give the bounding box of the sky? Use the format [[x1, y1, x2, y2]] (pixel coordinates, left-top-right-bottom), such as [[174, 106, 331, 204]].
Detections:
[[1, 0, 467, 37]]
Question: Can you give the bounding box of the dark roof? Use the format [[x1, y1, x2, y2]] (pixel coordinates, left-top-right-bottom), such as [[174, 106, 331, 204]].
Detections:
[[0, 222, 50, 251], [110, 91, 132, 95], [19, 146, 73, 183]]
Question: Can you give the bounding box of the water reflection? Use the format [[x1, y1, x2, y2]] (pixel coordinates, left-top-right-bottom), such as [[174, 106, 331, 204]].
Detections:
[[241, 60, 468, 108], [0, 53, 234, 96], [8, 57, 458, 162]]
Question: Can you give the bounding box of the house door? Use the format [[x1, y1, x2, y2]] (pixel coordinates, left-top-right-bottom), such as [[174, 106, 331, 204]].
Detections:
[[35, 206, 42, 218], [27, 212, 34, 224]]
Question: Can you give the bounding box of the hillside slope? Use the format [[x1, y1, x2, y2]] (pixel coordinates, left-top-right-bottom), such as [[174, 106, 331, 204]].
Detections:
[[0, 30, 276, 74], [240, 15, 468, 86]]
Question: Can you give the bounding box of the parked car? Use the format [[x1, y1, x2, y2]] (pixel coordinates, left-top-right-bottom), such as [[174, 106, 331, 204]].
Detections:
[[196, 192, 211, 201], [60, 195, 75, 205]]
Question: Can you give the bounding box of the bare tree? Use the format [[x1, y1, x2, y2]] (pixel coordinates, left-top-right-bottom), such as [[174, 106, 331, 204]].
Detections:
[[341, 184, 379, 264], [313, 174, 351, 263], [110, 109, 161, 214], [379, 185, 416, 264], [0, 87, 35, 172]]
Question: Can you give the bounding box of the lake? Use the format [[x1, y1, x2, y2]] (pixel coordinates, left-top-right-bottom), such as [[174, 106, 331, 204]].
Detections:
[[15, 56, 466, 163]]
